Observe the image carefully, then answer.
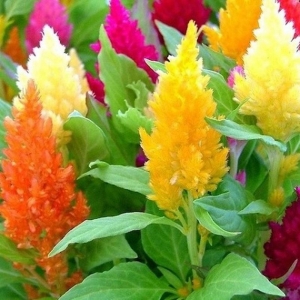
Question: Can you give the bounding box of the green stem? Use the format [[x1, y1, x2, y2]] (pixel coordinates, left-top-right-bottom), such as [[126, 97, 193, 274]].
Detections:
[[183, 192, 200, 279], [198, 228, 208, 268]]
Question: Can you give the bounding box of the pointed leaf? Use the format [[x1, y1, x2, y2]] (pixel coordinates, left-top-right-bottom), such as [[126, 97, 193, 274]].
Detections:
[[80, 160, 151, 195], [238, 200, 276, 216], [187, 253, 284, 300], [64, 112, 109, 174], [205, 118, 287, 152], [49, 212, 182, 256], [59, 262, 171, 300], [79, 235, 137, 272], [5, 0, 34, 18], [0, 98, 11, 156]]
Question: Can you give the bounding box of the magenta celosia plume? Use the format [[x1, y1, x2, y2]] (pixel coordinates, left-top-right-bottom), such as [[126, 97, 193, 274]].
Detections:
[[279, 0, 300, 39], [87, 0, 159, 103], [152, 0, 211, 42], [26, 0, 72, 54], [264, 187, 300, 291]]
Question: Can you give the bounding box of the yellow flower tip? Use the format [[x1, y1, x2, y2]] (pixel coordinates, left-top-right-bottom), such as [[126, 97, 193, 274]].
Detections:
[[192, 278, 203, 290], [140, 21, 228, 212], [269, 187, 285, 207], [279, 154, 300, 182], [203, 0, 262, 65], [177, 286, 190, 297], [234, 0, 300, 141], [15, 25, 87, 143]]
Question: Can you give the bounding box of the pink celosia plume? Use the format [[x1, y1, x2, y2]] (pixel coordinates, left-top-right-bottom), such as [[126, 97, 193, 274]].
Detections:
[[26, 0, 72, 54], [87, 0, 159, 103], [279, 0, 300, 39]]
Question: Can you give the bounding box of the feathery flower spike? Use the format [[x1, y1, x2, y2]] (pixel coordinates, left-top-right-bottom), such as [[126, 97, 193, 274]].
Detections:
[[264, 187, 300, 291], [233, 0, 300, 141], [152, 0, 211, 43], [203, 0, 262, 65], [87, 0, 159, 102], [140, 21, 229, 212], [16, 25, 87, 143], [26, 0, 72, 54], [3, 26, 27, 66], [0, 81, 89, 296]]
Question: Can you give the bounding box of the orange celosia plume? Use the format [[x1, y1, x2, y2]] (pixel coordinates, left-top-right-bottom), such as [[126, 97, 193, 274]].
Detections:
[[0, 81, 89, 296]]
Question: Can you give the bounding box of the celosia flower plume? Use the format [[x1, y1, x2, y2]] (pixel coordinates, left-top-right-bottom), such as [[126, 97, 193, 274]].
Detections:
[[279, 0, 300, 39], [87, 0, 159, 102], [16, 25, 87, 142], [140, 21, 229, 212], [152, 0, 211, 42], [26, 0, 72, 54], [203, 0, 262, 65], [3, 26, 27, 66], [234, 0, 300, 142], [0, 81, 89, 295], [264, 187, 300, 291]]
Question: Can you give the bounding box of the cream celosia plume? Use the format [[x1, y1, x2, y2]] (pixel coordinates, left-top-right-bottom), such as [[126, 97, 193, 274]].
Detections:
[[15, 25, 87, 142], [234, 0, 300, 141]]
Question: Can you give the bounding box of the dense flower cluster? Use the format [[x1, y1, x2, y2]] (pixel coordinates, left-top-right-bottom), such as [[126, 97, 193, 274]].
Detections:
[[203, 0, 262, 65], [26, 0, 72, 54], [140, 21, 229, 211], [0, 81, 89, 296], [233, 0, 300, 141], [16, 26, 87, 144]]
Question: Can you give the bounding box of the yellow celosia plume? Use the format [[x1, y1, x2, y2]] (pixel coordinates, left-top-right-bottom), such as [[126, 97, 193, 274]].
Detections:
[[203, 0, 262, 65], [140, 21, 229, 212], [234, 0, 300, 142], [15, 25, 87, 142]]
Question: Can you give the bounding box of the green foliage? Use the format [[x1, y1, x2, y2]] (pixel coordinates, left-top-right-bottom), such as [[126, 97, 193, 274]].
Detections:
[[206, 118, 287, 152], [194, 176, 256, 245], [142, 201, 190, 282], [78, 235, 137, 272], [98, 25, 153, 141], [81, 160, 151, 195], [187, 253, 284, 300], [49, 212, 182, 256], [59, 262, 171, 300], [0, 97, 11, 156], [4, 0, 34, 19], [0, 235, 37, 265], [64, 111, 109, 175]]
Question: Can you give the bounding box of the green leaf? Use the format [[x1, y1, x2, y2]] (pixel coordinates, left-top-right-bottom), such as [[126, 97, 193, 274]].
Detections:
[[98, 25, 153, 136], [79, 235, 137, 272], [0, 283, 27, 300], [205, 118, 287, 152], [200, 45, 236, 76], [64, 111, 109, 175], [49, 212, 182, 256], [59, 262, 171, 300], [142, 201, 190, 282], [204, 0, 226, 12], [117, 107, 153, 140], [194, 176, 256, 244], [0, 97, 11, 156], [193, 204, 240, 237], [0, 53, 18, 93], [0, 235, 37, 265], [187, 253, 284, 300], [238, 200, 276, 216], [202, 69, 237, 118], [157, 267, 183, 289], [80, 160, 151, 195], [0, 257, 31, 288], [155, 21, 182, 56], [86, 96, 137, 165], [5, 0, 34, 18], [145, 59, 166, 73]]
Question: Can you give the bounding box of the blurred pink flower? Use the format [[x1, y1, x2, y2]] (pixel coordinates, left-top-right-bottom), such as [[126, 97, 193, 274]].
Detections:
[[227, 66, 245, 88], [88, 0, 159, 103], [26, 0, 72, 54]]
